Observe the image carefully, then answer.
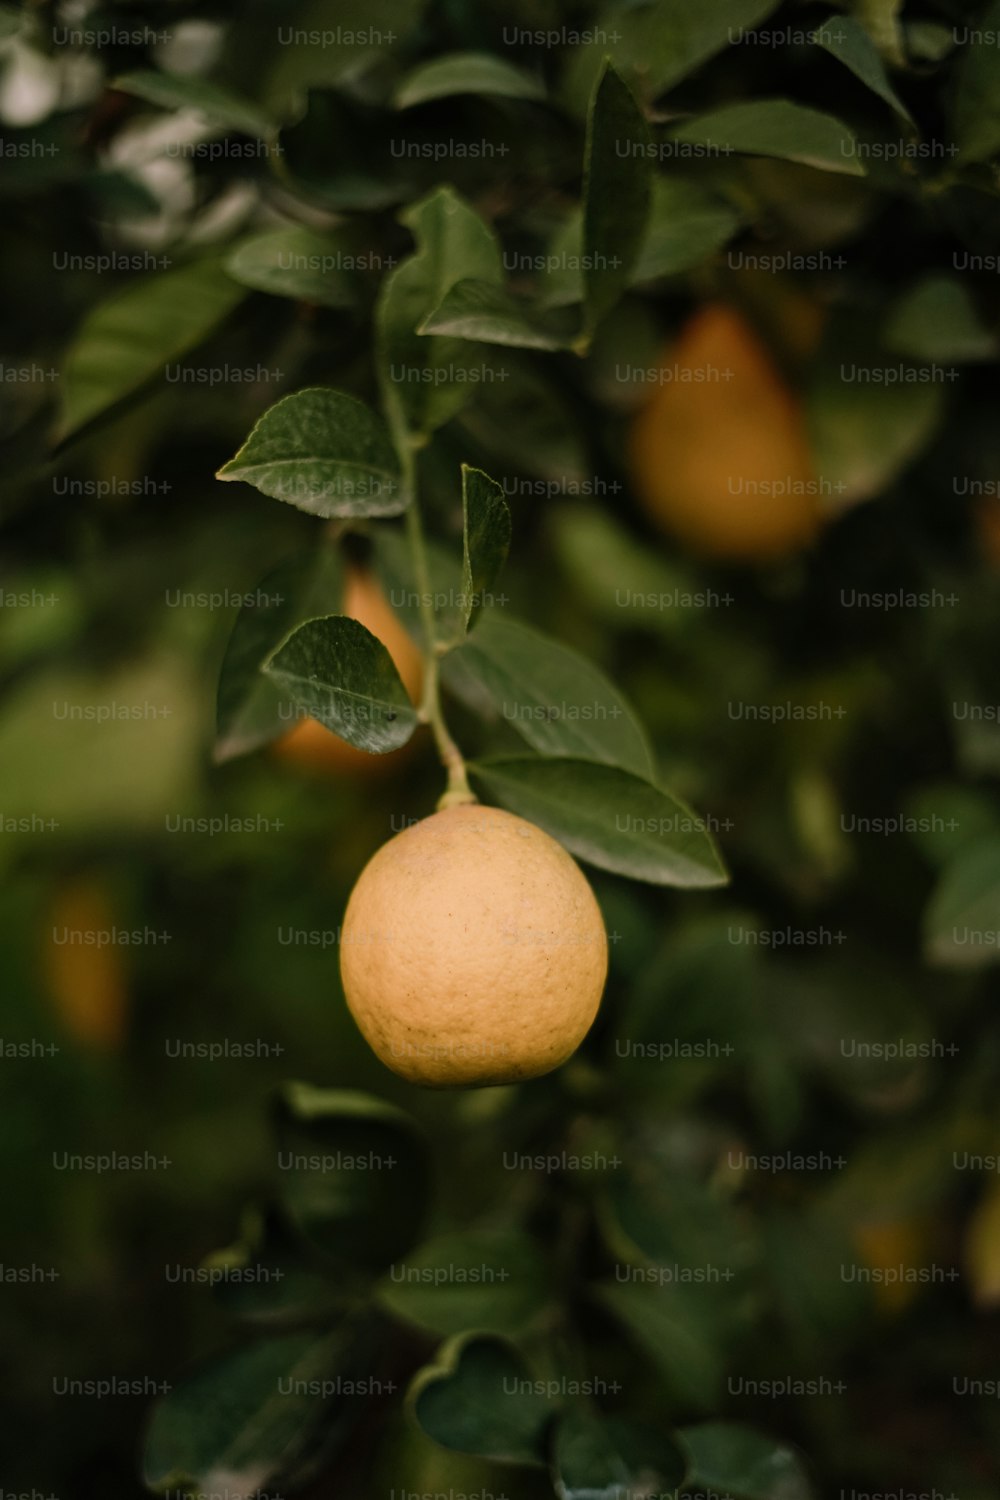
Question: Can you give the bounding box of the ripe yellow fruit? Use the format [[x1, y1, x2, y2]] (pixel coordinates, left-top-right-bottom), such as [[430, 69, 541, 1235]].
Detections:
[[340, 804, 608, 1087], [43, 877, 128, 1051], [628, 303, 820, 561], [272, 564, 423, 776]]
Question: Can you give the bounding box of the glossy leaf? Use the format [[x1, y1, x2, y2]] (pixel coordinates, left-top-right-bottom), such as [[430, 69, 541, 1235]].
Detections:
[[462, 466, 510, 630], [420, 278, 576, 350], [214, 547, 344, 763], [552, 1409, 686, 1500], [60, 259, 246, 439], [677, 1422, 814, 1500], [444, 617, 654, 778], [468, 756, 728, 887], [378, 1228, 550, 1337], [264, 615, 419, 753], [670, 100, 865, 176], [582, 62, 652, 338], [813, 16, 913, 122], [395, 52, 545, 108], [224, 227, 361, 308], [216, 389, 406, 518]]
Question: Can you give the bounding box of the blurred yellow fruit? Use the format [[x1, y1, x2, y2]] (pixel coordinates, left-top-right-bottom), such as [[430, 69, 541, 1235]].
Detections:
[[628, 303, 820, 560], [854, 1217, 932, 1314], [272, 564, 423, 776], [964, 1179, 1000, 1307], [43, 877, 128, 1051], [340, 804, 607, 1087]]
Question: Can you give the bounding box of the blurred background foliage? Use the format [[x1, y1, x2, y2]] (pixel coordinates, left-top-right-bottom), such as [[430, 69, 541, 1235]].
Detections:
[[3, 0, 1000, 1495]]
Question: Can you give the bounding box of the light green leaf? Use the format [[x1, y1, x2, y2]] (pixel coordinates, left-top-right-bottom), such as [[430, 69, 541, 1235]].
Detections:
[[420, 278, 576, 350], [582, 62, 652, 338], [377, 186, 504, 442], [224, 227, 362, 308], [445, 617, 654, 778], [60, 259, 246, 439], [813, 15, 914, 121], [462, 466, 511, 631], [216, 388, 406, 518], [395, 52, 545, 108], [114, 69, 277, 138], [214, 547, 345, 763], [885, 276, 995, 363], [670, 100, 866, 176], [143, 1329, 366, 1495], [273, 1084, 429, 1267], [924, 839, 1000, 969], [264, 615, 419, 753], [468, 756, 728, 888], [409, 1333, 553, 1465], [677, 1422, 814, 1500], [954, 0, 1000, 163], [378, 1228, 549, 1337]]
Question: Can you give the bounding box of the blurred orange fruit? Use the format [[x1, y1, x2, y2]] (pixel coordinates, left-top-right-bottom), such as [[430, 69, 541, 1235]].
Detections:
[[43, 877, 128, 1051], [628, 303, 820, 561], [975, 497, 1000, 569], [854, 1217, 932, 1314], [272, 564, 423, 776]]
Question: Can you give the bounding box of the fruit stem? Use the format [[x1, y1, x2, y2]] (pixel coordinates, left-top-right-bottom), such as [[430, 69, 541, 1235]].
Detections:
[[401, 443, 477, 809]]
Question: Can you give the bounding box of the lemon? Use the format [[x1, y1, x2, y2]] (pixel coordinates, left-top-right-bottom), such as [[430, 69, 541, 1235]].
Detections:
[[340, 804, 608, 1087], [273, 563, 423, 776], [629, 302, 820, 561]]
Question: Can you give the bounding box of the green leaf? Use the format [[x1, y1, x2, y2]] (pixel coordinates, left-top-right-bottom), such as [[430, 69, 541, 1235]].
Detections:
[[461, 466, 511, 632], [143, 1328, 370, 1495], [594, 1279, 724, 1410], [806, 338, 945, 504], [395, 52, 545, 108], [813, 15, 914, 122], [372, 525, 467, 651], [377, 186, 504, 443], [378, 1228, 550, 1337], [552, 1409, 686, 1500], [409, 1333, 553, 1465], [0, 4, 24, 42], [215, 547, 345, 763], [633, 176, 741, 283], [851, 0, 906, 67], [264, 615, 419, 753], [113, 69, 277, 137], [205, 1206, 346, 1328], [420, 278, 576, 350], [60, 259, 246, 439], [885, 276, 995, 363], [216, 389, 406, 518], [444, 617, 654, 778], [468, 757, 728, 888], [677, 1422, 814, 1500], [670, 100, 866, 176], [954, 1, 1000, 164], [582, 62, 652, 338], [924, 839, 1000, 969], [224, 227, 362, 308], [273, 1084, 429, 1267]]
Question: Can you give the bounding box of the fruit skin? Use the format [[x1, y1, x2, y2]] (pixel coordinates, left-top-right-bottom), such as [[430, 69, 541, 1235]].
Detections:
[[628, 303, 820, 561], [340, 804, 608, 1088], [272, 564, 423, 775]]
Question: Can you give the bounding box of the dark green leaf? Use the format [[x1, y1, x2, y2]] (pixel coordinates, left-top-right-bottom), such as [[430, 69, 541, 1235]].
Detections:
[[378, 1228, 550, 1336], [594, 1279, 724, 1410], [216, 388, 406, 518], [924, 838, 1000, 969], [377, 186, 504, 443], [552, 1409, 686, 1500], [205, 1205, 346, 1328], [953, 1, 1000, 164], [885, 276, 995, 363], [273, 1084, 429, 1267], [813, 15, 914, 122], [420, 278, 576, 350], [670, 100, 865, 176], [214, 547, 344, 763], [60, 259, 246, 439], [633, 176, 741, 283], [143, 1328, 370, 1495], [409, 1333, 553, 1465], [395, 52, 545, 108], [264, 615, 419, 753], [582, 62, 652, 339], [677, 1422, 814, 1500], [372, 525, 466, 651], [224, 227, 361, 308], [445, 617, 653, 776], [462, 465, 511, 631], [113, 69, 278, 137], [469, 756, 727, 887]]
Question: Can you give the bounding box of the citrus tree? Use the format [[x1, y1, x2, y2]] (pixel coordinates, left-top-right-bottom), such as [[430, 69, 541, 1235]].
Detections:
[[3, 1, 1000, 1497]]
